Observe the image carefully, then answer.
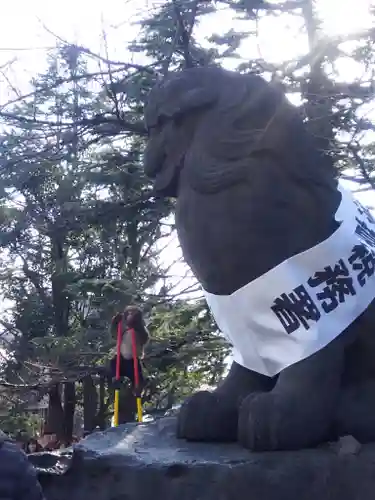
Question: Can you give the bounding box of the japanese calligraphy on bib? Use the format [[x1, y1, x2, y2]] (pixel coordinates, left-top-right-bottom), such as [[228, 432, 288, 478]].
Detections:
[[204, 183, 375, 377]]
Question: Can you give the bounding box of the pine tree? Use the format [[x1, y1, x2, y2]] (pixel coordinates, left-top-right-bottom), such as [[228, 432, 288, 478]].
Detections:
[[0, 34, 230, 435], [0, 46, 172, 438]]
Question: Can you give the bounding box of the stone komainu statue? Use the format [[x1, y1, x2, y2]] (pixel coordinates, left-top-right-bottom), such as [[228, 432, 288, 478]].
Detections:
[[143, 66, 375, 451]]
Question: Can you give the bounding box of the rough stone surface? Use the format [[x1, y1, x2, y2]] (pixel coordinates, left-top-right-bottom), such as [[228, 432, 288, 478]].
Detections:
[[30, 417, 375, 500]]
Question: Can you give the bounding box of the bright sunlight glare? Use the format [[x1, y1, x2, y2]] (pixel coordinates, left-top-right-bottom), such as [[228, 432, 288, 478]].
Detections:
[[317, 0, 373, 37]]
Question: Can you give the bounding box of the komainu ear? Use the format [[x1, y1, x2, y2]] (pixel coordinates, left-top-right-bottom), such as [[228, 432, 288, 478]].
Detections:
[[162, 87, 218, 118], [145, 87, 218, 129]]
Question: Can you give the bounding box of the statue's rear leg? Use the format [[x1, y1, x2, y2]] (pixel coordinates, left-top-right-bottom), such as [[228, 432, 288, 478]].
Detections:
[[238, 335, 346, 451], [177, 361, 275, 442]]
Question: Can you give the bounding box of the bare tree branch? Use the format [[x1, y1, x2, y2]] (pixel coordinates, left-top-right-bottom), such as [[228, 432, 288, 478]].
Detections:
[[0, 111, 146, 136], [39, 21, 157, 74]]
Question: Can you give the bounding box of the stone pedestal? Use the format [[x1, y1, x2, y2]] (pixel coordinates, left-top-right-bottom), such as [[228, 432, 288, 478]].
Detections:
[[31, 417, 375, 500]]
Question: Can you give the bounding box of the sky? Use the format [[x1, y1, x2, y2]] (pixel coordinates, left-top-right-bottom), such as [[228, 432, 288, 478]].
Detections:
[[0, 1, 373, 68], [1, 0, 374, 98], [0, 0, 375, 296]]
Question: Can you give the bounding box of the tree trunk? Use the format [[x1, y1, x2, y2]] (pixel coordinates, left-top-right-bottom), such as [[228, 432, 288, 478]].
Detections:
[[83, 376, 98, 433], [301, 0, 334, 151], [62, 382, 76, 444], [96, 376, 107, 430], [45, 384, 64, 438]]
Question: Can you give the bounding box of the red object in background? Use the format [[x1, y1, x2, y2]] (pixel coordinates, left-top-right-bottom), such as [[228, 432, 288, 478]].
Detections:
[[115, 318, 141, 392], [116, 317, 123, 381]]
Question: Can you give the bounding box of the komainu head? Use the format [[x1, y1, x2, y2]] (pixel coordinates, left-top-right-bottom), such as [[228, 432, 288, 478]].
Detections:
[[144, 66, 334, 197]]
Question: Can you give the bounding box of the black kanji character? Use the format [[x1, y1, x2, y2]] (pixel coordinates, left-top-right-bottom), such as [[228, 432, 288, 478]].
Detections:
[[307, 259, 356, 313], [354, 199, 375, 225], [271, 284, 321, 334], [355, 218, 375, 248], [348, 243, 375, 286]]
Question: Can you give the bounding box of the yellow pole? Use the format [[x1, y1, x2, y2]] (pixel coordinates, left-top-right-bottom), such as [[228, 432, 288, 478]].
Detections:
[[136, 397, 143, 423], [114, 390, 120, 426], [130, 328, 143, 423]]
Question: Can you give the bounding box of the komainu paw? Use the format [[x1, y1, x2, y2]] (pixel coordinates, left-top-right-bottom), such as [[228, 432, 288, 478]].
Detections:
[[177, 391, 238, 442]]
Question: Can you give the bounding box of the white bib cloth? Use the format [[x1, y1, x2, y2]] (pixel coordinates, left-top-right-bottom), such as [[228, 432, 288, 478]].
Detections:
[[120, 331, 134, 360], [204, 183, 375, 377]]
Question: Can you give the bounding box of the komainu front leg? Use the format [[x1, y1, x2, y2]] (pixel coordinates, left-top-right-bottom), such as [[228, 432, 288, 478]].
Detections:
[[238, 336, 346, 451], [177, 361, 275, 442]]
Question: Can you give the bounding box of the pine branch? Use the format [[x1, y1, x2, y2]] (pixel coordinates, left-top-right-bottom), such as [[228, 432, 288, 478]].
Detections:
[[1, 68, 126, 111], [348, 145, 375, 191], [0, 111, 147, 136]]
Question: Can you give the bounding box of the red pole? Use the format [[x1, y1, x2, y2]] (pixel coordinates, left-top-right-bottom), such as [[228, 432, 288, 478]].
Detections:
[[116, 318, 123, 380], [130, 328, 140, 388], [130, 327, 143, 422]]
